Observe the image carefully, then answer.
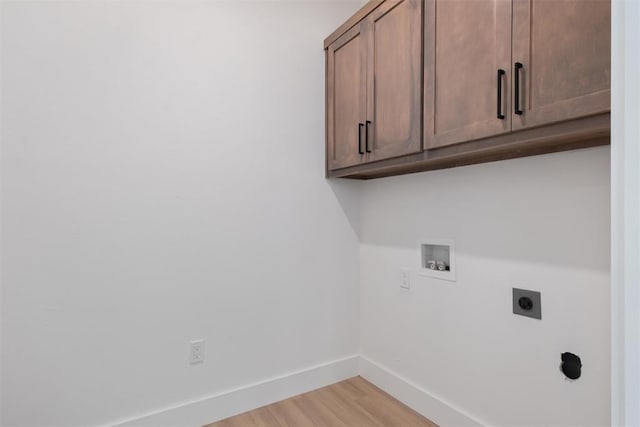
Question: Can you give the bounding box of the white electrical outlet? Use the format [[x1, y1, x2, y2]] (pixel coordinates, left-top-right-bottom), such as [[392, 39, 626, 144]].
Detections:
[[189, 340, 204, 365], [400, 268, 411, 290]]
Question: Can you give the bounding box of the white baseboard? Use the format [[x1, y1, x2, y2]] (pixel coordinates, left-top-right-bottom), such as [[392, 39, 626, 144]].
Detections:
[[112, 355, 486, 427], [358, 356, 487, 427], [112, 355, 359, 427]]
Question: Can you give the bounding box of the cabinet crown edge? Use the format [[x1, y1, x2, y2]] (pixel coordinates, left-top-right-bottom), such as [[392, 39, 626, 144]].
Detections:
[[323, 0, 385, 49]]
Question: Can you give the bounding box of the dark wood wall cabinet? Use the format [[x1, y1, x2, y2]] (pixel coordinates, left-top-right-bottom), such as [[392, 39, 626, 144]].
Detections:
[[324, 0, 611, 179]]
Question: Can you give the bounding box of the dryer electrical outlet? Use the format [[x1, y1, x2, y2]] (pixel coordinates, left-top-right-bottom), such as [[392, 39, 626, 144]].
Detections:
[[512, 288, 542, 319]]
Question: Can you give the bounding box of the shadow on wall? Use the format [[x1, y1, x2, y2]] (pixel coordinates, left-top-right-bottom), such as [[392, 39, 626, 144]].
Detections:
[[327, 178, 364, 240], [347, 147, 611, 273]]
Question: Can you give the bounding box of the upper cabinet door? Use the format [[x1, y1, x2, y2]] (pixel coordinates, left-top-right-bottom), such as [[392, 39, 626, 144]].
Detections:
[[364, 0, 422, 162], [327, 25, 367, 170], [512, 0, 611, 130], [424, 0, 512, 149]]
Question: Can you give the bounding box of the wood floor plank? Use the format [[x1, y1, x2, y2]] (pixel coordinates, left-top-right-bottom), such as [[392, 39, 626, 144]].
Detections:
[[348, 375, 396, 398], [212, 411, 259, 427], [291, 391, 348, 427], [349, 376, 438, 427], [248, 406, 283, 427], [267, 397, 315, 427], [312, 383, 385, 426], [204, 376, 436, 427], [332, 377, 368, 401], [355, 394, 437, 427]]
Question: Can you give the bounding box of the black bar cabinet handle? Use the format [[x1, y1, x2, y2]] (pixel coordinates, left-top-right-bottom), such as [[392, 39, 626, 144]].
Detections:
[[514, 62, 523, 115], [365, 120, 372, 153], [497, 69, 505, 119], [358, 123, 364, 154]]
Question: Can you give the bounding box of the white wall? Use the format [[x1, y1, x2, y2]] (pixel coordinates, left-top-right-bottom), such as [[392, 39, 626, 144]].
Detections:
[[359, 147, 611, 426], [0, 1, 363, 426]]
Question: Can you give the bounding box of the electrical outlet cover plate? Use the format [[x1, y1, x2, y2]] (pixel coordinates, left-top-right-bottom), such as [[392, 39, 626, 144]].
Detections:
[[400, 268, 411, 290], [189, 340, 204, 364], [512, 288, 542, 319]]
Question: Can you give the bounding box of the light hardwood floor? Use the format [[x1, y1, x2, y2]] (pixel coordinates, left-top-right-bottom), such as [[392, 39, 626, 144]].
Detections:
[[204, 376, 437, 427]]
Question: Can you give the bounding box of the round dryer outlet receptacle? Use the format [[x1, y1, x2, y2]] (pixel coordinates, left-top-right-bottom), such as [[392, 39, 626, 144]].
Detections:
[[518, 296, 534, 311]]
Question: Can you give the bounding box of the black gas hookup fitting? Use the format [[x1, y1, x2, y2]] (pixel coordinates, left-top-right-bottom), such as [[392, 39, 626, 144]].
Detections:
[[560, 352, 582, 380]]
